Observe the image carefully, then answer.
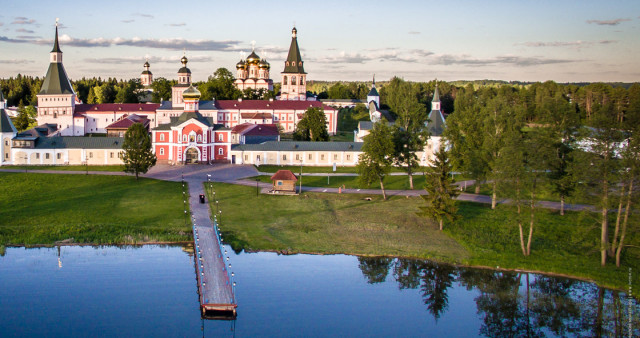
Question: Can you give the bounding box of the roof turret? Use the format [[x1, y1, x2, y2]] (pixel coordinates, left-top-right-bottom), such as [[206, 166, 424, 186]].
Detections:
[[236, 59, 246, 69]]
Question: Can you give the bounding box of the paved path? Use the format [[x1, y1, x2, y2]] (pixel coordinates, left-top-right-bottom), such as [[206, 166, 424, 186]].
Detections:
[[0, 164, 591, 211]]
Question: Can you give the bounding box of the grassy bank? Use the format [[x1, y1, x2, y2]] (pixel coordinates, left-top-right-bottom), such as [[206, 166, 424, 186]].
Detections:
[[2, 165, 125, 172], [0, 173, 190, 245], [211, 182, 638, 291]]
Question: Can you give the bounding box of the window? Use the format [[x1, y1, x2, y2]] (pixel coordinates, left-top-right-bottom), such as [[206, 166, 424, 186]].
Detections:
[[256, 155, 261, 161], [347, 155, 351, 160], [334, 154, 338, 160], [283, 154, 287, 160], [218, 134, 223, 141], [300, 77, 304, 85], [45, 153, 50, 159], [295, 154, 300, 160], [190, 134, 195, 142], [57, 153, 61, 160], [218, 148, 223, 155], [110, 152, 114, 158], [36, 153, 40, 159], [308, 154, 312, 160], [183, 135, 187, 142], [4, 140, 7, 146], [292, 76, 296, 84], [283, 76, 287, 85], [244, 155, 248, 160], [321, 154, 324, 160], [89, 152, 93, 158], [160, 134, 165, 141], [197, 134, 202, 142], [159, 148, 164, 155]]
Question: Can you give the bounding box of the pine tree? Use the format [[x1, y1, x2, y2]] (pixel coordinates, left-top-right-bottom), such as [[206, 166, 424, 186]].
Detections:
[[417, 145, 460, 230], [293, 107, 329, 141], [122, 123, 156, 180]]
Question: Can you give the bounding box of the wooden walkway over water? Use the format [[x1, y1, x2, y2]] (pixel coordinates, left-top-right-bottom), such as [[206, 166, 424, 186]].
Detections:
[[186, 178, 236, 319]]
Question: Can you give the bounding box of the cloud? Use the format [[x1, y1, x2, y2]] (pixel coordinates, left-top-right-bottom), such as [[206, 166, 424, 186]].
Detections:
[[586, 18, 631, 26], [521, 40, 618, 48], [12, 17, 37, 25], [133, 13, 154, 19], [0, 36, 28, 43], [16, 28, 34, 34], [166, 23, 186, 27], [312, 48, 434, 64], [84, 55, 216, 64], [16, 35, 40, 40], [121, 19, 135, 24], [408, 31, 421, 35], [430, 54, 575, 67], [0, 59, 34, 64]]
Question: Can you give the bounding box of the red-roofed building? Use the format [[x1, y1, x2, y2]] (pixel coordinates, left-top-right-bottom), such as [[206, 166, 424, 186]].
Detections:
[[106, 114, 150, 137], [231, 123, 279, 144], [270, 170, 298, 193]]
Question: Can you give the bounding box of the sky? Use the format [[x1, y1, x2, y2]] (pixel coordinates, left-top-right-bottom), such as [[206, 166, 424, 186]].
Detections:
[[0, 0, 639, 83]]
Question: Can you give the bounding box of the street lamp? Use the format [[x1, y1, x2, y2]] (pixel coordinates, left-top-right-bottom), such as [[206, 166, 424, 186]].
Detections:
[[299, 159, 303, 195]]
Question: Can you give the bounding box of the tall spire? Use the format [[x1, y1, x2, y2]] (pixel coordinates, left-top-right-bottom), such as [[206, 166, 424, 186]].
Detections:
[[52, 19, 62, 53], [432, 80, 440, 103]]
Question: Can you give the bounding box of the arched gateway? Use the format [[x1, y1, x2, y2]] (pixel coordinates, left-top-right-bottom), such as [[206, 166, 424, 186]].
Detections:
[[185, 147, 199, 164]]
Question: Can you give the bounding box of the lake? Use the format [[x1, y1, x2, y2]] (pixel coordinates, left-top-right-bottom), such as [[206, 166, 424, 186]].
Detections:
[[0, 245, 637, 337]]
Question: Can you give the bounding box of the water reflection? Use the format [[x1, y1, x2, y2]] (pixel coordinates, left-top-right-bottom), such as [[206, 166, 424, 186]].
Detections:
[[357, 257, 639, 337]]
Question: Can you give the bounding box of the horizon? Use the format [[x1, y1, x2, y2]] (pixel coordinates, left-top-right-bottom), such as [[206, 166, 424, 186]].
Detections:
[[1, 1, 639, 83]]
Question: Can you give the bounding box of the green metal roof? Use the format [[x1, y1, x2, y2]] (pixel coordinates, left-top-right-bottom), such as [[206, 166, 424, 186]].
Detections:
[[426, 109, 446, 137], [432, 85, 440, 102], [52, 26, 62, 53], [34, 136, 124, 149], [232, 141, 362, 152], [283, 28, 305, 74], [39, 62, 74, 95], [0, 109, 17, 133]]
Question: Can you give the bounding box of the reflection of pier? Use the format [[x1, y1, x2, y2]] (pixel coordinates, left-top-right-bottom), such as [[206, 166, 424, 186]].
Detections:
[[184, 175, 236, 319]]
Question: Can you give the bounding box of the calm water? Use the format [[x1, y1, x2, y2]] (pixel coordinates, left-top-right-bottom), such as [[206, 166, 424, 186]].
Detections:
[[0, 245, 637, 337]]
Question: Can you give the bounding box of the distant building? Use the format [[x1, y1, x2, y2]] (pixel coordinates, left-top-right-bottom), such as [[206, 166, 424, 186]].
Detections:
[[234, 50, 273, 92], [105, 114, 150, 137], [231, 123, 279, 144], [279, 27, 307, 101], [424, 82, 446, 152], [1, 89, 17, 166]]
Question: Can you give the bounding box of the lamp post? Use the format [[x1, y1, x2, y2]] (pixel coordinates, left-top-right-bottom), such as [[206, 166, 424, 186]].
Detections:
[[255, 178, 260, 197], [299, 159, 303, 195]]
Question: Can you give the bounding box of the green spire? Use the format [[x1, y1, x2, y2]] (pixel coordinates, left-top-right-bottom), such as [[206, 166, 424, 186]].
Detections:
[[432, 82, 440, 103], [52, 24, 62, 53], [283, 27, 305, 74]]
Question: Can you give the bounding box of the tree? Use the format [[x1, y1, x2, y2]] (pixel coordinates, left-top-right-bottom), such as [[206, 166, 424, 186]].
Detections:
[[122, 123, 156, 180], [115, 79, 142, 103], [417, 145, 460, 230], [13, 102, 37, 131], [357, 121, 394, 200], [293, 107, 329, 141], [150, 77, 174, 103], [199, 68, 241, 100]]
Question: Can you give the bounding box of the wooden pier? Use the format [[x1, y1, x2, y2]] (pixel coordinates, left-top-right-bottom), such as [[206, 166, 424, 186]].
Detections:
[[187, 179, 236, 319]]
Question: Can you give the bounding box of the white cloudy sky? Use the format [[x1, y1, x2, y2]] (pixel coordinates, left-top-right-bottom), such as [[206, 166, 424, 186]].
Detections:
[[0, 0, 639, 83]]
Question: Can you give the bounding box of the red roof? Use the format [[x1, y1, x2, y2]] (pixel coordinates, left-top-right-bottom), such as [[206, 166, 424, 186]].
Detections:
[[240, 112, 272, 119], [75, 103, 160, 116], [231, 123, 255, 134], [106, 114, 150, 129], [270, 170, 298, 181], [216, 100, 336, 111], [244, 124, 278, 137]]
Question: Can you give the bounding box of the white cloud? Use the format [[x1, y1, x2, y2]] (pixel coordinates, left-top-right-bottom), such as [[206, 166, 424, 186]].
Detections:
[[586, 18, 631, 26]]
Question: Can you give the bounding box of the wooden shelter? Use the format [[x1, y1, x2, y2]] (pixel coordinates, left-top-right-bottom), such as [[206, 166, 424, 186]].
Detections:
[[270, 170, 298, 193]]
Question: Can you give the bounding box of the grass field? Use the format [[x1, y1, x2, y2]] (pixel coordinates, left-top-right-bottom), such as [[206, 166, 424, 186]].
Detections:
[[210, 182, 638, 291], [0, 173, 190, 245], [3, 165, 125, 172]]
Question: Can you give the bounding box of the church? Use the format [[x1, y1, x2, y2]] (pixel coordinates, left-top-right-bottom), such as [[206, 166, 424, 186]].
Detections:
[[0, 24, 341, 166]]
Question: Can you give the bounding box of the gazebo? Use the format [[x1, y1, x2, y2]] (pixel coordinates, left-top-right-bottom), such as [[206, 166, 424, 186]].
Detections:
[[270, 170, 298, 193]]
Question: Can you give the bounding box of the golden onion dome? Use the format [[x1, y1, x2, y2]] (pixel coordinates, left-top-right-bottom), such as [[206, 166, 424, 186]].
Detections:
[[181, 55, 188, 65], [236, 59, 246, 69], [258, 59, 270, 69], [182, 85, 201, 100], [144, 61, 150, 67], [246, 51, 260, 64]]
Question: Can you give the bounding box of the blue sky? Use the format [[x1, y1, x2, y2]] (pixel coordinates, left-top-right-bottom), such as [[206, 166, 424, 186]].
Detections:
[[0, 0, 638, 83]]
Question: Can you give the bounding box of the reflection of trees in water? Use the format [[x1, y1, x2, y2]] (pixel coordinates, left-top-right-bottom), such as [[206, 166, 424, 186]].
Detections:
[[356, 257, 639, 336]]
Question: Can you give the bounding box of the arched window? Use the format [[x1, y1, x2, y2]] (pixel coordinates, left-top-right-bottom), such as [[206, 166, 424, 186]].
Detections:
[[283, 76, 287, 85], [300, 77, 304, 85], [218, 148, 223, 155], [218, 134, 223, 141], [159, 148, 164, 155], [159, 134, 165, 141], [292, 76, 296, 85], [197, 134, 202, 142], [183, 135, 187, 142]]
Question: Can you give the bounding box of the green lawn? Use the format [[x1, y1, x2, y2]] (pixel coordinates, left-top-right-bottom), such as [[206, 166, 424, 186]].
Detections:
[[255, 164, 443, 175], [251, 173, 467, 191], [0, 173, 190, 246], [211, 182, 638, 291], [3, 165, 125, 172]]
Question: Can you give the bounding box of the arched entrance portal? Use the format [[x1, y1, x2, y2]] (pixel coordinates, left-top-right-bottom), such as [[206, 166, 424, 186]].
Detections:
[[185, 147, 200, 164]]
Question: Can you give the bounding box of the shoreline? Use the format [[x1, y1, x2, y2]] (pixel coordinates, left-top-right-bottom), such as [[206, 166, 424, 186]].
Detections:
[[3, 241, 632, 295]]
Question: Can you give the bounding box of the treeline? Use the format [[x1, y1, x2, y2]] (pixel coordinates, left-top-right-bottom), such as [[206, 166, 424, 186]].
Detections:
[[444, 81, 640, 266]]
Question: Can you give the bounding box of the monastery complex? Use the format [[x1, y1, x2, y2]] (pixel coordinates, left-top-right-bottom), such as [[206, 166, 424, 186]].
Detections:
[[0, 24, 445, 167]]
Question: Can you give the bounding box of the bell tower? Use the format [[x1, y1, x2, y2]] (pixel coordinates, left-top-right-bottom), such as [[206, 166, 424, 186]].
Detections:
[[280, 27, 307, 101]]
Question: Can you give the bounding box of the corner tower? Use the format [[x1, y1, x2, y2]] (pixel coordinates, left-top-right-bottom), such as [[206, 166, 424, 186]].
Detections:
[[280, 27, 307, 101], [36, 21, 77, 136]]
